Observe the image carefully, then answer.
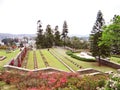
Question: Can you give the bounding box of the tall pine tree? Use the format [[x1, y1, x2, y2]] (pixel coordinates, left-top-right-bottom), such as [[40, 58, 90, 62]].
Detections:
[[54, 25, 61, 46], [36, 20, 44, 48], [44, 25, 54, 48], [61, 21, 68, 47], [90, 10, 106, 66]]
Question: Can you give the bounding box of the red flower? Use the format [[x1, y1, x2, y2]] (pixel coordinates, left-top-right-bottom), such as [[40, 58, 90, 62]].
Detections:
[[27, 88, 38, 90], [48, 78, 56, 84], [10, 59, 14, 65], [60, 77, 67, 83]]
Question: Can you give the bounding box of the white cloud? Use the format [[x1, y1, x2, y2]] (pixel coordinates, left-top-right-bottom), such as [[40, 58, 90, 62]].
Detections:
[[0, 0, 120, 35]]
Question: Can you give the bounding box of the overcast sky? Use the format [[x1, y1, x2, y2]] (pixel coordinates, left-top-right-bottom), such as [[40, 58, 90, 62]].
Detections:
[[0, 0, 120, 36]]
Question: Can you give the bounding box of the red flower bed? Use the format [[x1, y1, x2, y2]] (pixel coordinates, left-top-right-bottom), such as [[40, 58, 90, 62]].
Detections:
[[0, 71, 108, 90]]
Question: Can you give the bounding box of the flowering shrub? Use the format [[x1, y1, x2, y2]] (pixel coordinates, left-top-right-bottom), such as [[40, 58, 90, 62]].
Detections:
[[106, 73, 120, 90], [0, 71, 107, 90]]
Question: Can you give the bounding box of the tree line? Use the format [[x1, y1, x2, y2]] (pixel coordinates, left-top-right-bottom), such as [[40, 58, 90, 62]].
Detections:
[[36, 20, 89, 49]]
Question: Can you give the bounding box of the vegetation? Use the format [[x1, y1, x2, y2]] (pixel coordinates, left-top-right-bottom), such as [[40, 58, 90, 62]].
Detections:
[[36, 20, 45, 48], [44, 25, 54, 48], [0, 49, 20, 67], [41, 49, 70, 71], [54, 48, 116, 72], [35, 50, 46, 68], [66, 50, 96, 62], [110, 57, 120, 64], [50, 49, 80, 71], [61, 21, 68, 47], [54, 25, 62, 46], [0, 71, 107, 90], [1, 8, 120, 90], [1, 38, 18, 46], [90, 10, 110, 66], [26, 51, 34, 69], [100, 15, 120, 55]]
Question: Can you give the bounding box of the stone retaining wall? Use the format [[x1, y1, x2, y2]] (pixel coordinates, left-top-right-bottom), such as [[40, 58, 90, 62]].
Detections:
[[100, 59, 120, 69], [3, 65, 68, 73]]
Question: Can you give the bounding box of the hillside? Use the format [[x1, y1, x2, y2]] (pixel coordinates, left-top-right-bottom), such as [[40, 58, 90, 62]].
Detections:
[[0, 33, 36, 40]]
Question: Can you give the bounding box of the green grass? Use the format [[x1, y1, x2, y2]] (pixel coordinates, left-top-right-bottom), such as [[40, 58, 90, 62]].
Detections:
[[41, 49, 70, 71], [53, 48, 117, 72], [50, 49, 80, 71], [36, 50, 46, 68], [26, 51, 34, 69], [0, 49, 20, 67], [110, 57, 120, 64]]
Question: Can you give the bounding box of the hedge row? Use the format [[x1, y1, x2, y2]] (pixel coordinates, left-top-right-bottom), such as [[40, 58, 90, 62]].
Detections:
[[66, 50, 96, 62]]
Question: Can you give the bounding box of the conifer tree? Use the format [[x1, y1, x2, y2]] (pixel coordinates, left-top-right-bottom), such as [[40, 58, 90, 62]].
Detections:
[[36, 20, 44, 48], [61, 21, 68, 47], [90, 10, 106, 65], [45, 25, 54, 48], [54, 25, 61, 46]]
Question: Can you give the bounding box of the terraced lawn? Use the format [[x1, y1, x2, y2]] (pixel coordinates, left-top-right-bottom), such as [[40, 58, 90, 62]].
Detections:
[[26, 50, 34, 69], [41, 49, 70, 71], [36, 50, 46, 68], [50, 49, 80, 71], [110, 57, 120, 64], [0, 49, 20, 67], [53, 48, 117, 72], [3, 48, 116, 72]]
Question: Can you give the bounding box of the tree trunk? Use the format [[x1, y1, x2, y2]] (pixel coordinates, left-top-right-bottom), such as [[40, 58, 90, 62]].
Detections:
[[98, 55, 101, 66], [64, 37, 65, 48]]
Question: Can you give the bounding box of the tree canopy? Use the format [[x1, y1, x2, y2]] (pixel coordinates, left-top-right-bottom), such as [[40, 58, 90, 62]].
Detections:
[[100, 15, 120, 55]]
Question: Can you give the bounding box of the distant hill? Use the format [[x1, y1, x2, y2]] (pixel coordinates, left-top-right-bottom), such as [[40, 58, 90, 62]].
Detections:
[[0, 33, 36, 40], [69, 34, 89, 41], [0, 33, 89, 41]]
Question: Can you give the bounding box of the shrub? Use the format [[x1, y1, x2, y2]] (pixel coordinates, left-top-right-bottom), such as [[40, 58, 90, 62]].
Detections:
[[66, 51, 96, 62], [98, 79, 106, 88]]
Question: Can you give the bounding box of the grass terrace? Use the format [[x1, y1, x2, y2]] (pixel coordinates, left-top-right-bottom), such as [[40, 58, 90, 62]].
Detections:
[[36, 50, 46, 68], [110, 57, 120, 64], [26, 50, 34, 69], [53, 47, 117, 72], [0, 49, 20, 67], [40, 49, 70, 71], [50, 49, 80, 71]]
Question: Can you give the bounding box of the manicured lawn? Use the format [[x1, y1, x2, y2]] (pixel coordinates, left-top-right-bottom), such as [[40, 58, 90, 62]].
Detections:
[[36, 50, 46, 68], [0, 49, 20, 67], [41, 49, 70, 71], [53, 48, 117, 72], [50, 49, 80, 71], [110, 57, 120, 64], [26, 50, 34, 69]]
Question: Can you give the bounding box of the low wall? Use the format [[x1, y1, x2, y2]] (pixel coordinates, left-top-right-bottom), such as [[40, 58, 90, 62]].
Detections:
[[100, 59, 120, 69], [3, 65, 68, 73]]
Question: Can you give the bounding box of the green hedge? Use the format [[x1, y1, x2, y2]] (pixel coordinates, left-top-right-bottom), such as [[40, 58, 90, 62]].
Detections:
[[66, 50, 96, 62]]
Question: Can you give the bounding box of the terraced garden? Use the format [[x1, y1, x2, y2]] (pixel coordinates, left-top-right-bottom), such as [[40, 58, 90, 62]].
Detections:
[[22, 48, 116, 72], [52, 48, 117, 72], [0, 47, 118, 72]]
